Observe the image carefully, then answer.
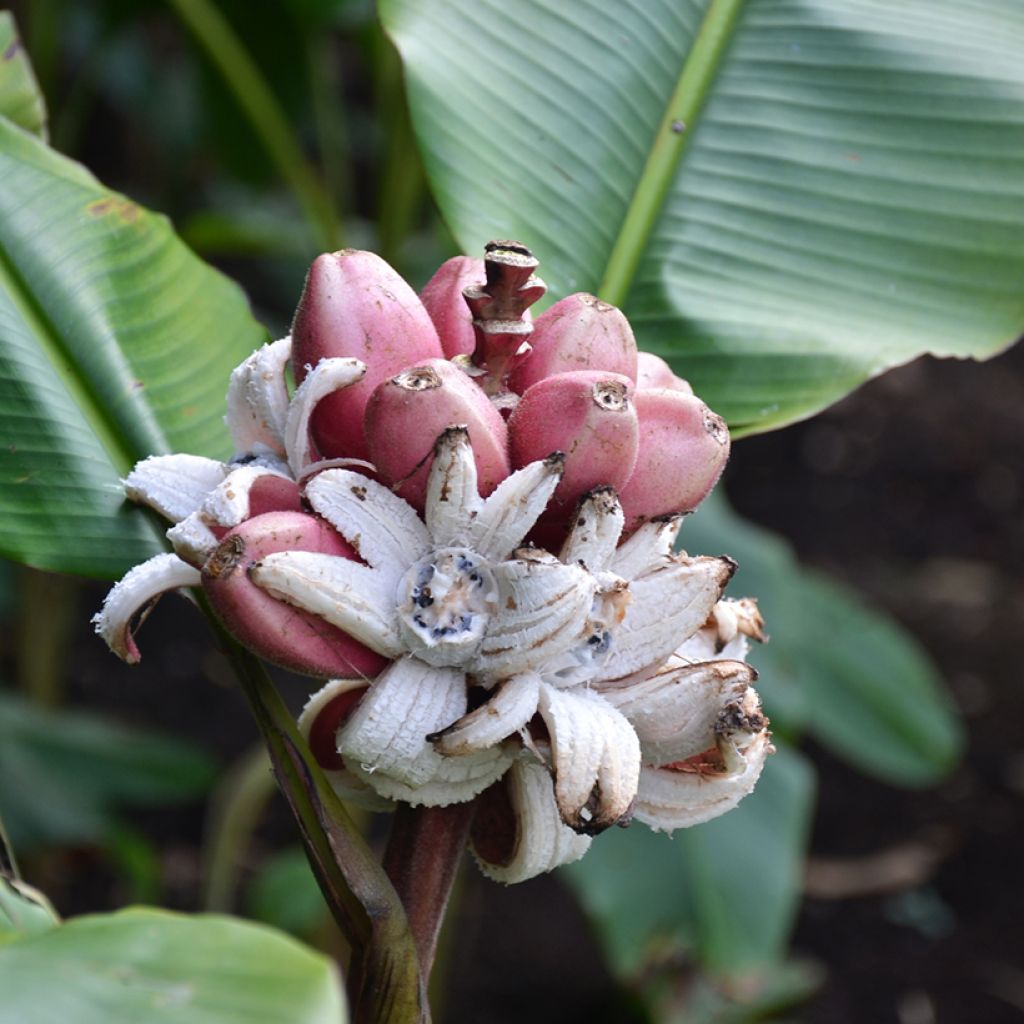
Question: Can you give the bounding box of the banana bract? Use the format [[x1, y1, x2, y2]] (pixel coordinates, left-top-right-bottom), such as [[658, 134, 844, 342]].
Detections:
[[95, 242, 768, 884]]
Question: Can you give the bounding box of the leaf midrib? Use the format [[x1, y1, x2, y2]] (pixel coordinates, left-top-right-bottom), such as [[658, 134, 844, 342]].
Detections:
[[597, 0, 746, 307]]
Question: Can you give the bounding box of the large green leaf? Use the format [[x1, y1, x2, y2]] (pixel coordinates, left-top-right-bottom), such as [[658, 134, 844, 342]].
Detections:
[[383, 0, 1024, 434], [0, 116, 268, 578], [0, 907, 347, 1023], [0, 692, 216, 850], [684, 494, 964, 785], [0, 14, 47, 139], [566, 744, 814, 975]]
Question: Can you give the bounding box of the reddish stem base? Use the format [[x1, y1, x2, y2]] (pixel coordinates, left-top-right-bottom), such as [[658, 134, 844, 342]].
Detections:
[[382, 800, 477, 982]]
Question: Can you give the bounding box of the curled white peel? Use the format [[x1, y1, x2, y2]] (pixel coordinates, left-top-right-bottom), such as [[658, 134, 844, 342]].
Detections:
[[166, 515, 220, 568], [166, 464, 297, 566], [559, 488, 624, 573], [305, 469, 430, 590], [472, 760, 591, 885], [92, 553, 200, 663], [251, 550, 403, 657], [344, 758, 513, 807], [474, 553, 595, 679], [202, 465, 292, 526], [424, 428, 482, 547], [337, 658, 513, 805], [284, 357, 366, 477], [297, 679, 394, 812], [610, 514, 684, 579], [537, 684, 640, 832], [599, 555, 735, 682], [675, 598, 765, 664], [124, 454, 228, 523], [600, 659, 756, 765], [432, 672, 541, 756], [633, 728, 772, 832], [466, 455, 564, 561], [225, 336, 292, 456]]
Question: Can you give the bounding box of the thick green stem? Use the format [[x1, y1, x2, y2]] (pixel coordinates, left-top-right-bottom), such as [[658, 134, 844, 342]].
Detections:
[[199, 597, 427, 1023], [598, 0, 745, 307], [167, 0, 341, 251]]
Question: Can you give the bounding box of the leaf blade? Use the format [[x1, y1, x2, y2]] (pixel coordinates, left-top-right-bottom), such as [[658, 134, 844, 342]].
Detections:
[[565, 744, 815, 975], [0, 907, 347, 1024], [683, 493, 965, 785], [0, 693, 217, 851], [384, 0, 1024, 433], [0, 117, 268, 577]]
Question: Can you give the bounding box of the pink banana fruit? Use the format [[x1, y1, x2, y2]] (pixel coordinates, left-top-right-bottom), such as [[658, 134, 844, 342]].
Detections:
[[419, 255, 487, 360], [636, 352, 694, 395], [509, 293, 638, 395], [202, 510, 388, 678], [364, 358, 511, 510], [291, 250, 443, 461], [508, 370, 639, 520], [618, 389, 731, 533]]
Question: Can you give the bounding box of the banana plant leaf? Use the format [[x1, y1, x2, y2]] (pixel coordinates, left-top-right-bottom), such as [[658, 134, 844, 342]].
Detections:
[[382, 0, 1024, 435], [685, 493, 964, 785], [0, 906, 347, 1023], [0, 116, 268, 578]]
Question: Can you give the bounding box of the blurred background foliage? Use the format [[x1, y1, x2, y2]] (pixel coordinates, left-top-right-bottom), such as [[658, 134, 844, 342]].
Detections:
[[3, 1, 1019, 1021]]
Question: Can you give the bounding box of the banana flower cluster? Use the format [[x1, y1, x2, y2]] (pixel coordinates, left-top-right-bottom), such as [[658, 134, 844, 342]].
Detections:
[[95, 242, 771, 883]]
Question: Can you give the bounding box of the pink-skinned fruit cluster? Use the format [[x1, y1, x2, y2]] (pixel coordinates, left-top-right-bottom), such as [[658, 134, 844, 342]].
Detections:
[[203, 241, 730, 677], [285, 242, 728, 529]]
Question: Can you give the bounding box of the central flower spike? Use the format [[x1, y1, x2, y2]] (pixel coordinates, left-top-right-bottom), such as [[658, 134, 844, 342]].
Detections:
[[250, 428, 579, 677], [397, 548, 498, 665]]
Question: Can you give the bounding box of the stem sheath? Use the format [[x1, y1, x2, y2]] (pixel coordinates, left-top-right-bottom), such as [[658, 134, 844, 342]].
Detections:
[[383, 802, 476, 981]]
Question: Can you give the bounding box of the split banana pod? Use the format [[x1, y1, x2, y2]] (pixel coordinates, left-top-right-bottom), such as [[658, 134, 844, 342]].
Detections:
[[509, 292, 638, 395], [202, 510, 389, 679], [291, 249, 443, 461], [364, 358, 511, 511], [471, 760, 593, 884], [618, 388, 731, 534]]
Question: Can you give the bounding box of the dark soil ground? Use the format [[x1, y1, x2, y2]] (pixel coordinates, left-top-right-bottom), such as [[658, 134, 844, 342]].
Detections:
[[23, 336, 1021, 1024], [727, 341, 1024, 1024]]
